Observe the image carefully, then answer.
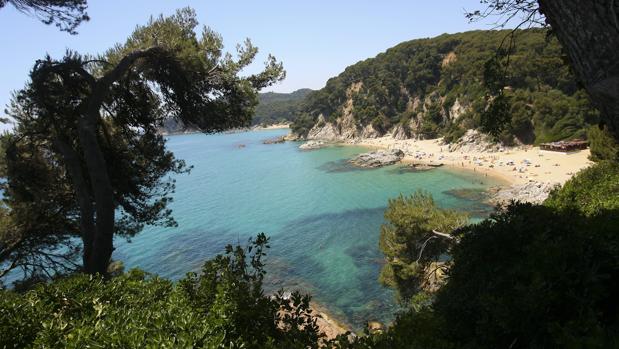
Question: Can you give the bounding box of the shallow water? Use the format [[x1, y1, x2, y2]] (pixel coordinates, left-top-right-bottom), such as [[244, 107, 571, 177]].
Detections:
[[112, 129, 501, 329]]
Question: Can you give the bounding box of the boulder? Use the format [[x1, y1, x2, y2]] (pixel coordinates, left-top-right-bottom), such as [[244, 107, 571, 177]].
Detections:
[[360, 124, 381, 138], [299, 140, 327, 150], [391, 124, 410, 140], [448, 129, 501, 153], [488, 181, 559, 205], [349, 149, 405, 168], [262, 136, 286, 144]]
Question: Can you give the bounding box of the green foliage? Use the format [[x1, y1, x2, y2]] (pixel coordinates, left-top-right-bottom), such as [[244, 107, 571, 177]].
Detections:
[[253, 89, 313, 126], [545, 161, 619, 216], [431, 203, 619, 348], [587, 126, 619, 162], [0, 0, 89, 34], [0, 8, 285, 279], [291, 29, 598, 144], [290, 113, 317, 138], [480, 94, 511, 138], [378, 192, 468, 303], [0, 234, 322, 348], [362, 164, 619, 348]]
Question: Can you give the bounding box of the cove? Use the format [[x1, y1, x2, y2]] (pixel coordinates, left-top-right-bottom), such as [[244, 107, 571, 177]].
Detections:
[[112, 129, 501, 329]]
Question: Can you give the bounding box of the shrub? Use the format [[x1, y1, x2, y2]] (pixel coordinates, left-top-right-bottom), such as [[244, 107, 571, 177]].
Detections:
[[0, 234, 321, 348]]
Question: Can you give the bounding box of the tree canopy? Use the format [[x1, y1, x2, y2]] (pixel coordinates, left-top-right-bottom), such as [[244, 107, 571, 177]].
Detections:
[[0, 7, 285, 281], [378, 192, 467, 303], [0, 0, 89, 34]]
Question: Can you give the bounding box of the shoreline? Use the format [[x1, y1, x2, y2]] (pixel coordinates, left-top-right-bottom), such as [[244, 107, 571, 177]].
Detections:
[[310, 301, 351, 340], [346, 136, 593, 187], [160, 124, 290, 137]]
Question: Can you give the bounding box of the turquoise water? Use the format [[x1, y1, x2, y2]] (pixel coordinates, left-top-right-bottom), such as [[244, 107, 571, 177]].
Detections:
[[112, 129, 499, 329]]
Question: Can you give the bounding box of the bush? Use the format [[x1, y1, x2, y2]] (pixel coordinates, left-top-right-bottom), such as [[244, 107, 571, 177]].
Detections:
[[588, 125, 619, 162], [432, 203, 619, 348], [0, 234, 321, 348], [545, 161, 619, 216]]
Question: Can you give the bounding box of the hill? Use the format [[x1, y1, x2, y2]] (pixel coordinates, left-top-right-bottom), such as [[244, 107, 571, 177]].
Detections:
[[252, 88, 313, 126], [158, 89, 313, 133], [291, 29, 599, 145]]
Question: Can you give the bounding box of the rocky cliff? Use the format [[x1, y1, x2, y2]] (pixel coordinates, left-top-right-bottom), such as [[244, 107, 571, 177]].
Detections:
[[291, 29, 596, 145]]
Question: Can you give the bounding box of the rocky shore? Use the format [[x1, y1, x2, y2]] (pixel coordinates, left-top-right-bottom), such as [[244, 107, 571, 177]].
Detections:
[[487, 181, 558, 205], [299, 140, 327, 150], [348, 149, 405, 168], [263, 135, 286, 144]]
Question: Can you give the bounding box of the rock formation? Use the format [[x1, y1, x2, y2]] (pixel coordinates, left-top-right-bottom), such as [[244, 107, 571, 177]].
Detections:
[[349, 149, 405, 168]]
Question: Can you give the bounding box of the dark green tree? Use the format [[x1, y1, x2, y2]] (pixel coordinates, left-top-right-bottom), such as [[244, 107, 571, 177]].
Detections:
[[0, 8, 284, 279], [587, 126, 619, 162], [0, 0, 89, 34], [378, 192, 468, 303]]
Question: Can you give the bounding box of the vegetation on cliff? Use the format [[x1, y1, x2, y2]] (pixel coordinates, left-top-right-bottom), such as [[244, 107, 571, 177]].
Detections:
[[292, 29, 599, 146]]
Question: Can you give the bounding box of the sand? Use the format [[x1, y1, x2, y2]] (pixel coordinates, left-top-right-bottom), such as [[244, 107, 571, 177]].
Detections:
[[254, 123, 291, 130], [352, 136, 593, 186]]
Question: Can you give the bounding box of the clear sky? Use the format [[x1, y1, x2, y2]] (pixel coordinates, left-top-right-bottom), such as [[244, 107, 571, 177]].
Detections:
[[0, 0, 505, 128]]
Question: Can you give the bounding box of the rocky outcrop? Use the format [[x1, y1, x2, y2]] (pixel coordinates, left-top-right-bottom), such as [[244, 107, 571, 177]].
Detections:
[[447, 129, 502, 153], [349, 149, 404, 168], [360, 124, 381, 138], [391, 124, 410, 140], [284, 132, 299, 141], [449, 98, 467, 120], [488, 181, 559, 205], [307, 115, 340, 141], [262, 136, 286, 144], [299, 140, 327, 150], [338, 111, 358, 140]]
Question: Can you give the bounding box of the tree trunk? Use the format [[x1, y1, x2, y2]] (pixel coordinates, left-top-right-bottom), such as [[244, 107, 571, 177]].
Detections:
[[73, 47, 162, 275], [77, 117, 116, 275], [538, 0, 619, 140], [53, 137, 96, 272]]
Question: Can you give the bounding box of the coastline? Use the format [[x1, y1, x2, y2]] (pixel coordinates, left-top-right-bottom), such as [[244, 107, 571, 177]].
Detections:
[[161, 124, 290, 137], [310, 301, 351, 340], [346, 136, 593, 187]]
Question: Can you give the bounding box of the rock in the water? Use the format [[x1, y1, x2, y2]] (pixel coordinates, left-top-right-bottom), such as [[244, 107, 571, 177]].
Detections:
[[299, 140, 326, 150], [489, 181, 558, 205], [349, 149, 404, 168], [262, 136, 286, 144], [408, 163, 438, 171]]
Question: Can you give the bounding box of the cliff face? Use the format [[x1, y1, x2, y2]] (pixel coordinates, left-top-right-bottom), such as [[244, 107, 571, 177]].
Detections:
[[293, 29, 597, 144]]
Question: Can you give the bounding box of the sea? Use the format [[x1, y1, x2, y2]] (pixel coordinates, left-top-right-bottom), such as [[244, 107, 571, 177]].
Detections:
[[112, 128, 501, 329]]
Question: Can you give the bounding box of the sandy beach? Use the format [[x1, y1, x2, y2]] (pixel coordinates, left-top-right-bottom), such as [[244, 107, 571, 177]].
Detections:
[[350, 136, 593, 186], [254, 123, 291, 130]]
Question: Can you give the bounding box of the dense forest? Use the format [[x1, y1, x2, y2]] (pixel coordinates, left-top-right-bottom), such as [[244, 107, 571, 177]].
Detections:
[[158, 88, 312, 133], [253, 88, 313, 126], [292, 29, 599, 145]]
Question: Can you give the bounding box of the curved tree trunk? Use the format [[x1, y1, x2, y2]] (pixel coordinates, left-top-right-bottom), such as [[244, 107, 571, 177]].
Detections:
[[71, 47, 162, 276], [538, 0, 619, 139], [78, 117, 116, 275], [53, 137, 96, 273]]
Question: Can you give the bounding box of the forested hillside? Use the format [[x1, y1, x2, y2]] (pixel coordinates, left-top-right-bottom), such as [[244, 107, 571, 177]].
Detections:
[[158, 89, 312, 133], [253, 88, 313, 125], [292, 29, 599, 145]]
